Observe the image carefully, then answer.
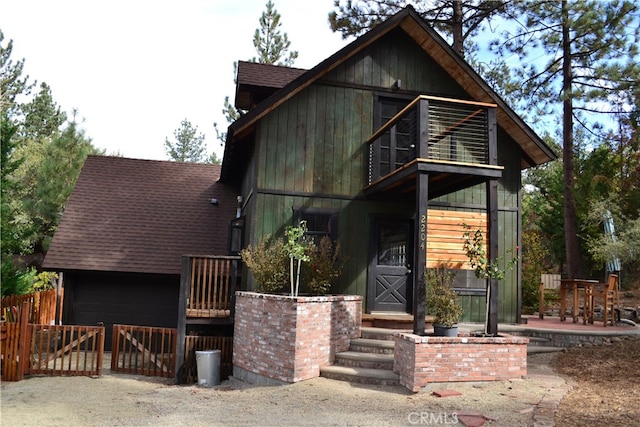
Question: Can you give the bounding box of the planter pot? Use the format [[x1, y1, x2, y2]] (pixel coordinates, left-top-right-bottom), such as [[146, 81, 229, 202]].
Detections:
[[233, 292, 362, 384], [433, 323, 458, 337]]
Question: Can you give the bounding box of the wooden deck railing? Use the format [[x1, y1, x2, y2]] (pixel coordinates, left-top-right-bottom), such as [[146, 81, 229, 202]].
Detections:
[[184, 256, 241, 318], [367, 95, 496, 185]]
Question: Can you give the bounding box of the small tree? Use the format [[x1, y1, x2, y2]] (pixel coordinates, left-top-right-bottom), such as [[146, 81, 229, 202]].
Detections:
[[462, 224, 518, 335], [164, 119, 207, 163], [284, 221, 310, 297]]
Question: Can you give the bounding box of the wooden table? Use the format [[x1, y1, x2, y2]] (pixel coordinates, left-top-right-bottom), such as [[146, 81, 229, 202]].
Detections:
[[559, 279, 599, 324]]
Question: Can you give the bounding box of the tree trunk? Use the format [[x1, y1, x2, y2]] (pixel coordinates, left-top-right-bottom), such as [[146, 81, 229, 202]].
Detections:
[[451, 0, 464, 56], [561, 0, 584, 279]]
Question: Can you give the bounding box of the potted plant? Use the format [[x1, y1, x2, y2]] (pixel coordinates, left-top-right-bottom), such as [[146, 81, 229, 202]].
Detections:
[[426, 266, 463, 337]]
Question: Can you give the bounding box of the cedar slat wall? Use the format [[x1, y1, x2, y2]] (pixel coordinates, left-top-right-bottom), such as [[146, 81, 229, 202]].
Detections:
[[111, 324, 177, 378], [426, 209, 487, 269], [184, 335, 233, 383]]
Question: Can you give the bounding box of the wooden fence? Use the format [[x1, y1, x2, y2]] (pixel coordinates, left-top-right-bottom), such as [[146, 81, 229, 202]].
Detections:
[[111, 324, 177, 378], [1, 301, 104, 381], [183, 335, 233, 383], [1, 288, 62, 325], [30, 324, 104, 376]]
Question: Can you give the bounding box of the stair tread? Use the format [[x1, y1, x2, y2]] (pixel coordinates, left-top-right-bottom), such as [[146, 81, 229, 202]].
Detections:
[[351, 338, 395, 348], [335, 351, 395, 363], [361, 326, 410, 336], [527, 346, 564, 354], [320, 365, 399, 380]]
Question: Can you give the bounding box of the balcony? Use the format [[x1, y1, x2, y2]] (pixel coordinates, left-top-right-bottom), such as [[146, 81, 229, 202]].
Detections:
[[365, 96, 503, 199]]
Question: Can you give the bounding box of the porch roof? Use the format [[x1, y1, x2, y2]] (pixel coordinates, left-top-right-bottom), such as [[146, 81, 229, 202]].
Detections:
[[364, 158, 504, 200]]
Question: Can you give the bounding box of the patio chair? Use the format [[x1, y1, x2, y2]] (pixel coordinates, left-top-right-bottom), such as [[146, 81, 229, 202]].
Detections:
[[591, 274, 619, 327]]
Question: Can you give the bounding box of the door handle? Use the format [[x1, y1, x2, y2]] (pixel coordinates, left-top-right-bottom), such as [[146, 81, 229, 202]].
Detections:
[[405, 264, 412, 274]]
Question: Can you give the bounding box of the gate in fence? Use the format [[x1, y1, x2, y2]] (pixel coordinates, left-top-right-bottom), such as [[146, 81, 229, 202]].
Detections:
[[110, 324, 177, 378], [1, 302, 105, 381]]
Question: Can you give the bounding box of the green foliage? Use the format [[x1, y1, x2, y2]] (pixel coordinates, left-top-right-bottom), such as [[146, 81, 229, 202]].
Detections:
[[284, 221, 311, 296], [0, 30, 34, 117], [425, 266, 463, 327], [164, 119, 207, 163], [21, 82, 67, 139], [521, 229, 551, 313], [1, 260, 34, 297], [252, 1, 298, 66], [329, 0, 508, 57], [303, 236, 343, 295], [240, 235, 288, 294]]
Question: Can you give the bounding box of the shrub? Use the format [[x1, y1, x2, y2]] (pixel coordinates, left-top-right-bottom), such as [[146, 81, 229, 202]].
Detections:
[[303, 236, 343, 295], [240, 235, 288, 294]]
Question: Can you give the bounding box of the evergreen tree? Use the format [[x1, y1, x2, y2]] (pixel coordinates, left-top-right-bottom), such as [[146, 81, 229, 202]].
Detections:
[[252, 0, 298, 66], [165, 119, 207, 163], [329, 0, 509, 57], [495, 0, 640, 278], [215, 1, 298, 145], [0, 30, 34, 118]]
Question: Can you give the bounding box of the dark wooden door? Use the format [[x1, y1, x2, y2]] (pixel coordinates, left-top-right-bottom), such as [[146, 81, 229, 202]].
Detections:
[[368, 219, 413, 312]]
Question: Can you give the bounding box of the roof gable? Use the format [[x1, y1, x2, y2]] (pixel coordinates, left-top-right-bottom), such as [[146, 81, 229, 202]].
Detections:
[[43, 156, 238, 275], [221, 7, 555, 180]]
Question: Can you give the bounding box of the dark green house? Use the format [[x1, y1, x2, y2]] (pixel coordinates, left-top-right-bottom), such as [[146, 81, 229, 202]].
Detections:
[[221, 7, 555, 330]]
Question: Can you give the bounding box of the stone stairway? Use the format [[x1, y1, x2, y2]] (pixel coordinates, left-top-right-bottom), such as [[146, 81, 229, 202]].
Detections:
[[320, 327, 403, 386], [321, 325, 567, 386]]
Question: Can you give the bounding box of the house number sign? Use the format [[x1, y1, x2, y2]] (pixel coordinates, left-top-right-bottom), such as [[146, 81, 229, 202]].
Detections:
[[419, 214, 426, 250]]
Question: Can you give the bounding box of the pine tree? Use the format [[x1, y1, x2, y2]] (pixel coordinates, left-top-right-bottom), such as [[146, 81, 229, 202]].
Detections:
[[164, 119, 207, 163], [497, 0, 640, 278]]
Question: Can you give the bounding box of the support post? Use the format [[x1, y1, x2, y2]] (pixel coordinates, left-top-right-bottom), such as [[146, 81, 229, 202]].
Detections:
[[175, 255, 191, 384], [486, 179, 499, 335], [413, 172, 429, 335]]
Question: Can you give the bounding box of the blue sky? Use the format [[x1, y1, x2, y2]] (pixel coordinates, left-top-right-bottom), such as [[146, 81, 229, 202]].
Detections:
[[1, 0, 350, 161]]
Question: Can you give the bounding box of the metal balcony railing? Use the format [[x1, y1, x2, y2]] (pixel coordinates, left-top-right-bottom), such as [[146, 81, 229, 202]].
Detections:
[[367, 96, 496, 185]]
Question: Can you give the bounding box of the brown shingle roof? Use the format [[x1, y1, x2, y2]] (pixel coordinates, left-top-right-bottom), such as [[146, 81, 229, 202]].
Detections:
[[235, 61, 307, 110], [43, 156, 238, 275], [236, 60, 307, 89]]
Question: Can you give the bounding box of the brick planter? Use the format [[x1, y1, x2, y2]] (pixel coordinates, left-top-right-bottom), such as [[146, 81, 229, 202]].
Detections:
[[233, 292, 362, 385], [394, 333, 529, 392]]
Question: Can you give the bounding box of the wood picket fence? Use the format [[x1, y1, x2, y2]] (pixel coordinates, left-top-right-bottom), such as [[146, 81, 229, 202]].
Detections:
[[111, 324, 177, 378], [1, 288, 62, 325], [1, 301, 104, 381]]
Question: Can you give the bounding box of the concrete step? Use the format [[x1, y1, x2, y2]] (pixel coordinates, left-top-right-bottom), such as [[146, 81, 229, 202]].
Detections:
[[334, 351, 395, 370], [350, 338, 395, 354], [527, 346, 564, 355], [320, 365, 400, 386], [525, 336, 553, 347], [360, 326, 409, 341]]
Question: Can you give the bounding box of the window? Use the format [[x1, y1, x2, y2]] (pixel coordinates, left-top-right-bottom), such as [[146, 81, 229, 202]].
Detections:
[[293, 208, 338, 244]]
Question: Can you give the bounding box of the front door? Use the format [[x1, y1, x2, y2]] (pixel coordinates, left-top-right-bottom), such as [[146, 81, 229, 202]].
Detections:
[[368, 219, 413, 313]]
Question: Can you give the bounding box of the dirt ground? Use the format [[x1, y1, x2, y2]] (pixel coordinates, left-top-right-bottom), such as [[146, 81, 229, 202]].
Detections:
[[554, 335, 640, 426], [1, 332, 639, 426], [0, 352, 556, 427], [4, 286, 639, 426]]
